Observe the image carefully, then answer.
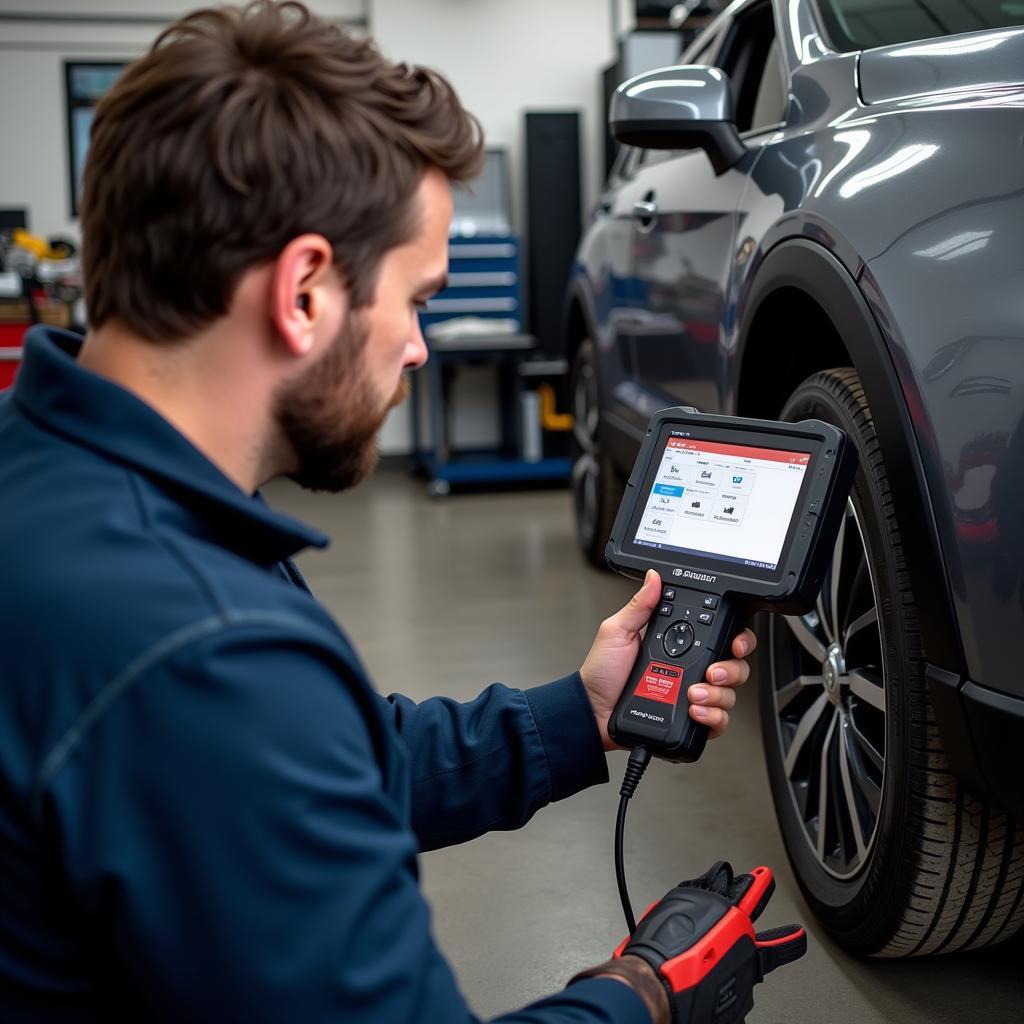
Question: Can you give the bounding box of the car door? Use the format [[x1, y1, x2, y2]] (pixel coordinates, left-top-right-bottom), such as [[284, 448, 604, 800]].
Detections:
[[598, 146, 649, 433], [627, 0, 786, 414]]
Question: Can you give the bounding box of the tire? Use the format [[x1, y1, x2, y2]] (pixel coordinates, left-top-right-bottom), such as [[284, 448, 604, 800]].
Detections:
[[570, 339, 624, 568], [759, 367, 1024, 956]]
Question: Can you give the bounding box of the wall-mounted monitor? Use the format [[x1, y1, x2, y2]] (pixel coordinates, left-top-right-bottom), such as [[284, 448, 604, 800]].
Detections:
[[450, 148, 512, 238], [64, 62, 126, 217]]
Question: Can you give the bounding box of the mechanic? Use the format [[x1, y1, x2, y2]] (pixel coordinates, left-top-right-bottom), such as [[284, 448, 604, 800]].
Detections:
[[0, 3, 756, 1022]]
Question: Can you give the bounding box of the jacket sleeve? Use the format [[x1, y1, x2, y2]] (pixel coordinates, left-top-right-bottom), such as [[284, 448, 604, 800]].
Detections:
[[40, 621, 644, 1024], [380, 673, 610, 851]]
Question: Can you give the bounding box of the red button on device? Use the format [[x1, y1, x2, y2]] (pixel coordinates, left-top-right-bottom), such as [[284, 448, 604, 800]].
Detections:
[[634, 661, 683, 705]]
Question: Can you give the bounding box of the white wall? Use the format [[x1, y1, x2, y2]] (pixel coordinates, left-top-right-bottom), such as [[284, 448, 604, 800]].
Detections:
[[372, 0, 616, 230], [1, 0, 616, 240]]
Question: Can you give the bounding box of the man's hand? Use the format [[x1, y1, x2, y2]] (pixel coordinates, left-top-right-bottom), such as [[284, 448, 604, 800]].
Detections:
[[580, 569, 756, 751]]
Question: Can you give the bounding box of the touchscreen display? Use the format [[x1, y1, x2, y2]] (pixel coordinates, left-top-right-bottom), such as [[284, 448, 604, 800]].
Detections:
[[633, 436, 810, 571]]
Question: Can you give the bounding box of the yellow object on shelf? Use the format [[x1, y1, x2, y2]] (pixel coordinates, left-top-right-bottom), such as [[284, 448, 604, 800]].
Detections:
[[11, 229, 73, 262], [538, 383, 572, 431]]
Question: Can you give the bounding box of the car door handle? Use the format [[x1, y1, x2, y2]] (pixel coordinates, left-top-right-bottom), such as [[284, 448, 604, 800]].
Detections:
[[632, 199, 658, 219]]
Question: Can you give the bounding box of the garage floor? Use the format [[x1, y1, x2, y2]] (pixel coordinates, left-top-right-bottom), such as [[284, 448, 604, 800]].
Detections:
[[274, 471, 1023, 1023]]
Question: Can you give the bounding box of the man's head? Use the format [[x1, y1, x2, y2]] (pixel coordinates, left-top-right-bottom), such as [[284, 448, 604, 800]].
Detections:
[[79, 0, 481, 489], [274, 168, 454, 492]]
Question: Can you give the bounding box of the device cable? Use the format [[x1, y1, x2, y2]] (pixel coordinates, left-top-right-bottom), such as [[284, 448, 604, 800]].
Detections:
[[615, 745, 652, 933]]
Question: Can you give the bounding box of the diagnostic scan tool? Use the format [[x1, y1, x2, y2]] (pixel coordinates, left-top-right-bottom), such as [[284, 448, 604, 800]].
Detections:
[[607, 408, 858, 763]]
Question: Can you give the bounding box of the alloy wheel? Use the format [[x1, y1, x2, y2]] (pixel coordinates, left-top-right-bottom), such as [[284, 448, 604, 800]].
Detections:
[[768, 498, 886, 880]]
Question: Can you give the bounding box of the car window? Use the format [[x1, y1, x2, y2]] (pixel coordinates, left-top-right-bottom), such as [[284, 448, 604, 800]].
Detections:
[[815, 0, 1024, 53], [683, 19, 728, 64], [617, 146, 643, 178], [716, 2, 781, 134], [750, 37, 786, 132], [608, 145, 633, 181]]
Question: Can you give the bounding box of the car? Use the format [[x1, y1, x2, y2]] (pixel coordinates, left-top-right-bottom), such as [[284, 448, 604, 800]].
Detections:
[[564, 0, 1024, 957]]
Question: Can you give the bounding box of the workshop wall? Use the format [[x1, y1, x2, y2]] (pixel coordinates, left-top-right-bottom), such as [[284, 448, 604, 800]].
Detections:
[[371, 0, 621, 453], [0, 0, 367, 240], [373, 0, 617, 234], [0, 0, 629, 454]]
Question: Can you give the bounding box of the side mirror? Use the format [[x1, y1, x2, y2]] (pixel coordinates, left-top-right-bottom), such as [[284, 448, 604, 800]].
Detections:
[[611, 65, 747, 175]]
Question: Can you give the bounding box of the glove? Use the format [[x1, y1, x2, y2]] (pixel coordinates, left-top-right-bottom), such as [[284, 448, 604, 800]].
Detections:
[[617, 861, 805, 1024]]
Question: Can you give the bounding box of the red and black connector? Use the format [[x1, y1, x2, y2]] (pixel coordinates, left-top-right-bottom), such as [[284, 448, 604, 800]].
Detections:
[[612, 862, 807, 1024]]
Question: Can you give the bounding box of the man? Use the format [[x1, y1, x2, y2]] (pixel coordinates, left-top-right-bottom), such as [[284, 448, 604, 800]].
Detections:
[[0, 3, 757, 1021]]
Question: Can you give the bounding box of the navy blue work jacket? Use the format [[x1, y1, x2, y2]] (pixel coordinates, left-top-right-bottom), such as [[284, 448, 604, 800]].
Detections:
[[0, 328, 648, 1023]]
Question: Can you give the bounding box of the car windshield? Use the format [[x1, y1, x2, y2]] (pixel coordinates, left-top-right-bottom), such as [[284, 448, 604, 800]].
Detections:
[[815, 0, 1024, 52]]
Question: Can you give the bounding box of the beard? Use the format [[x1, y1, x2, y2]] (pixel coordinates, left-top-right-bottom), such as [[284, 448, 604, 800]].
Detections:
[[274, 310, 409, 493]]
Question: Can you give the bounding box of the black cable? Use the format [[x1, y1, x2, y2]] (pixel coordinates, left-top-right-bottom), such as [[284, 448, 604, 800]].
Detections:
[[615, 745, 651, 934], [614, 796, 636, 933]]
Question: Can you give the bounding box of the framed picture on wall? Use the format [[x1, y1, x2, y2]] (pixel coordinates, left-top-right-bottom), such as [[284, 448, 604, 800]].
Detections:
[[64, 62, 126, 217]]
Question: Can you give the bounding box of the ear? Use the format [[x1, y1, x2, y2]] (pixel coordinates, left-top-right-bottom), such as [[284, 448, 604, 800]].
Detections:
[[270, 234, 344, 357]]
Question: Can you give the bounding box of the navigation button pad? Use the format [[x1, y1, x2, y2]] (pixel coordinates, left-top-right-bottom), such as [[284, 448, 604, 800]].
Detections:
[[648, 586, 725, 662], [663, 621, 695, 658]]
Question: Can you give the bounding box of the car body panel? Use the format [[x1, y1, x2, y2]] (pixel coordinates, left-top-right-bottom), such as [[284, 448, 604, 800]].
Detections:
[[574, 170, 644, 441], [858, 27, 1024, 104], [565, 0, 1024, 809], [627, 146, 759, 415], [861, 172, 1024, 698], [742, 85, 1024, 703]]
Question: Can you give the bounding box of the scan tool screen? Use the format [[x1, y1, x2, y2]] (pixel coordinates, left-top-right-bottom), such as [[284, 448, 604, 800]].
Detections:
[[632, 437, 811, 572]]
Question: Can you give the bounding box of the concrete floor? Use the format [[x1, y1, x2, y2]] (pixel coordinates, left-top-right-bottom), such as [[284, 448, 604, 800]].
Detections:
[[273, 471, 1023, 1023]]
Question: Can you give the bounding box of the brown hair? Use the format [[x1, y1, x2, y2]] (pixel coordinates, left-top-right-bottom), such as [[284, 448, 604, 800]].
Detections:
[[80, 0, 483, 341]]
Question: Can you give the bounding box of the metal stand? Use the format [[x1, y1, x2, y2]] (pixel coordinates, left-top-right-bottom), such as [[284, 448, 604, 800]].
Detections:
[[409, 333, 571, 497]]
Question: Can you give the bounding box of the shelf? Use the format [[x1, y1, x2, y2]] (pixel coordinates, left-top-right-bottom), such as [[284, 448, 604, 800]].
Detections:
[[415, 452, 571, 495], [428, 332, 536, 353]]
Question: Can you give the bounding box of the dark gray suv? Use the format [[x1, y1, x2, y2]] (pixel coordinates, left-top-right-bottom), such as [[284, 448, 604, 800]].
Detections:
[[565, 0, 1024, 958]]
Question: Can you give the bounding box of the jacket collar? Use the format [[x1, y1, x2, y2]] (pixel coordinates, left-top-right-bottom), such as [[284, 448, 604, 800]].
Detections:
[[13, 326, 329, 564]]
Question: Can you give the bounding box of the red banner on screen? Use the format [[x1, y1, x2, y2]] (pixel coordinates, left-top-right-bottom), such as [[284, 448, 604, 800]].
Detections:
[[667, 437, 809, 465]]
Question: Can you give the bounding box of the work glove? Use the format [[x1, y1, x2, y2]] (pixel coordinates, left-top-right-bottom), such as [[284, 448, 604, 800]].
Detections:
[[571, 862, 806, 1024]]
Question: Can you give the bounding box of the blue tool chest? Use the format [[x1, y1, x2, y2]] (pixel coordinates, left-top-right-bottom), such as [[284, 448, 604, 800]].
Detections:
[[409, 234, 570, 496]]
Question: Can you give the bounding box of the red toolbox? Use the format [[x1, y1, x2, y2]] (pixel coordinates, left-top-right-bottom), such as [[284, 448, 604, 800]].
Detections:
[[0, 323, 27, 390]]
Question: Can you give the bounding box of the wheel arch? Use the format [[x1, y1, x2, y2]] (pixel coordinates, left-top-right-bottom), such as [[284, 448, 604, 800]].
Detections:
[[734, 240, 992, 795], [736, 241, 958, 667], [736, 286, 853, 420], [562, 282, 637, 473]]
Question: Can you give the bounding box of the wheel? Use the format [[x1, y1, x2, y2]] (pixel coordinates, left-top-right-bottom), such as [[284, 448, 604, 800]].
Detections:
[[427, 478, 450, 499], [569, 339, 624, 568], [759, 367, 1024, 956]]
